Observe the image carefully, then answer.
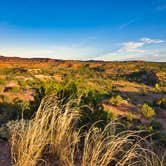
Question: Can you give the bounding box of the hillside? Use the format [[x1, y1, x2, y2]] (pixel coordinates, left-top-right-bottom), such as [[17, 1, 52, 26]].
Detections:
[[0, 56, 166, 165]]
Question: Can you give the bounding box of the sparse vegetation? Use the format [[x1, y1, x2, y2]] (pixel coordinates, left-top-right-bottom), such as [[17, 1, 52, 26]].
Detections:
[[0, 57, 165, 165], [11, 96, 165, 166]]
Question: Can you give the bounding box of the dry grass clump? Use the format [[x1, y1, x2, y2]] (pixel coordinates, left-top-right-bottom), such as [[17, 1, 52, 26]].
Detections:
[[81, 125, 165, 166], [11, 95, 165, 166]]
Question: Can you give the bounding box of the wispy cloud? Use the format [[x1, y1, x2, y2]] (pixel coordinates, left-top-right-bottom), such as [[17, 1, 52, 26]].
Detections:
[[119, 19, 135, 29], [140, 37, 164, 44], [119, 37, 164, 52], [96, 37, 165, 61], [0, 37, 165, 62]]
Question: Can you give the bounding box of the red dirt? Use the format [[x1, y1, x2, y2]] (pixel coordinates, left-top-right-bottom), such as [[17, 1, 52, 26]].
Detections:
[[102, 100, 150, 125]]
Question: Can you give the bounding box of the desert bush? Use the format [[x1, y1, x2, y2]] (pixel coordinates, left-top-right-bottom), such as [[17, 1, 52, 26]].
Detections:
[[18, 80, 107, 120], [80, 90, 103, 109], [43, 80, 78, 100], [140, 104, 156, 118], [43, 79, 61, 95], [109, 95, 124, 106], [78, 90, 110, 129], [57, 81, 78, 100]]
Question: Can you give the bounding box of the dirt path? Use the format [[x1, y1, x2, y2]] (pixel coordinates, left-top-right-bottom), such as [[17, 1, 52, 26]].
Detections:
[[102, 100, 141, 119]]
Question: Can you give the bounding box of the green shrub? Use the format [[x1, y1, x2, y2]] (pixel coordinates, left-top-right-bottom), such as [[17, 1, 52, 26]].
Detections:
[[109, 95, 124, 106], [80, 90, 104, 109], [58, 81, 78, 99], [140, 104, 156, 118], [43, 79, 60, 95]]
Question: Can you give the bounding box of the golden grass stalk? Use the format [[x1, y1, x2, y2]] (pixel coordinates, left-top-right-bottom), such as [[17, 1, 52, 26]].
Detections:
[[11, 95, 165, 166]]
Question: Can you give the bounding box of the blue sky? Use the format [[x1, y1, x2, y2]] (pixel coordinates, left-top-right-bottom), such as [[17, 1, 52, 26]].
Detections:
[[0, 0, 166, 61]]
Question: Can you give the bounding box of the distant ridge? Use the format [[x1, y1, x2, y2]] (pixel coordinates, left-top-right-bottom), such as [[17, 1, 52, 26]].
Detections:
[[0, 56, 62, 63], [0, 55, 165, 63]]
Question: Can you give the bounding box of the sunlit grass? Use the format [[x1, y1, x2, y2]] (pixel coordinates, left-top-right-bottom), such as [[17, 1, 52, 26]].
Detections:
[[11, 95, 165, 166]]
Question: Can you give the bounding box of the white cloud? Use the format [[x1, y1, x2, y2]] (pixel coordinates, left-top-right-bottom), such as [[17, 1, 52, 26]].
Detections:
[[140, 37, 164, 44], [120, 42, 144, 52], [96, 37, 165, 61], [0, 37, 165, 62], [120, 37, 164, 53]]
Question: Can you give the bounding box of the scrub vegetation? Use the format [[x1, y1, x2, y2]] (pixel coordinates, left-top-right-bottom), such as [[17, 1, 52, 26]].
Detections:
[[0, 57, 166, 165]]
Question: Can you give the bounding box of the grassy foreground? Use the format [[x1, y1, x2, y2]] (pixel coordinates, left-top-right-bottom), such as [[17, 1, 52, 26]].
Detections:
[[11, 95, 165, 166]]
